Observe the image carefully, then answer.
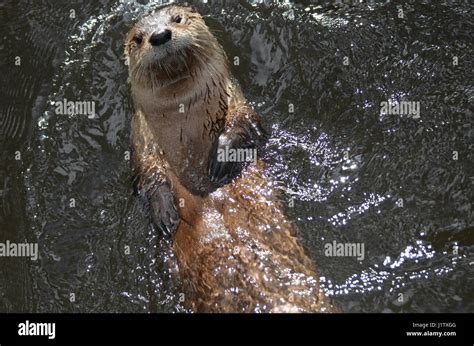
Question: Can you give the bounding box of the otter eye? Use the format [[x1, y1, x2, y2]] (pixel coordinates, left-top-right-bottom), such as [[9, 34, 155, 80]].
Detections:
[[173, 15, 182, 23], [133, 35, 143, 45]]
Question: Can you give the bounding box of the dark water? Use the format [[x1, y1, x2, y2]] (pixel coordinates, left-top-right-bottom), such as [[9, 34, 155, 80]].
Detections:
[[0, 0, 472, 313]]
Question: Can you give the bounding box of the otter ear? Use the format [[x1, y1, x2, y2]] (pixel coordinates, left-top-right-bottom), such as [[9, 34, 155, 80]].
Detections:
[[182, 5, 198, 14], [124, 41, 131, 57], [124, 29, 134, 56]]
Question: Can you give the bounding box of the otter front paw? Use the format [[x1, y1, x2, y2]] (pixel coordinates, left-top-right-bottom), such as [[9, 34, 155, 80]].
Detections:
[[149, 183, 180, 238], [209, 130, 257, 188]]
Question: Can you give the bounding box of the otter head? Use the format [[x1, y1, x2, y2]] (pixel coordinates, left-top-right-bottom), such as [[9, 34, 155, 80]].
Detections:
[[125, 6, 226, 88]]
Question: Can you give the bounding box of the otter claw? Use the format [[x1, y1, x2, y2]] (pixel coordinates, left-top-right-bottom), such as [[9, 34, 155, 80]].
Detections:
[[149, 183, 180, 238]]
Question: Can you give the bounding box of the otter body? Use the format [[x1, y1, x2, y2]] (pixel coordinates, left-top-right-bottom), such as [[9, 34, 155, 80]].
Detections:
[[126, 6, 336, 312]]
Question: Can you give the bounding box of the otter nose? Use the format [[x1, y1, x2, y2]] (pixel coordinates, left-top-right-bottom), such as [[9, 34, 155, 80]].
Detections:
[[149, 29, 172, 46]]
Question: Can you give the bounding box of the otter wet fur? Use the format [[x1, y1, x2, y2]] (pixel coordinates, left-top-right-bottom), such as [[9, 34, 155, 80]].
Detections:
[[125, 5, 337, 312]]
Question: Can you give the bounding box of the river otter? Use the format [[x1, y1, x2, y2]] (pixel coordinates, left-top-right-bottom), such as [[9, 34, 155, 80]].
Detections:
[[125, 5, 337, 312]]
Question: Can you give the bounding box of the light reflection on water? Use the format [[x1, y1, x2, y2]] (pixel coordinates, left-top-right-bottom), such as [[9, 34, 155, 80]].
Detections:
[[265, 124, 468, 304]]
